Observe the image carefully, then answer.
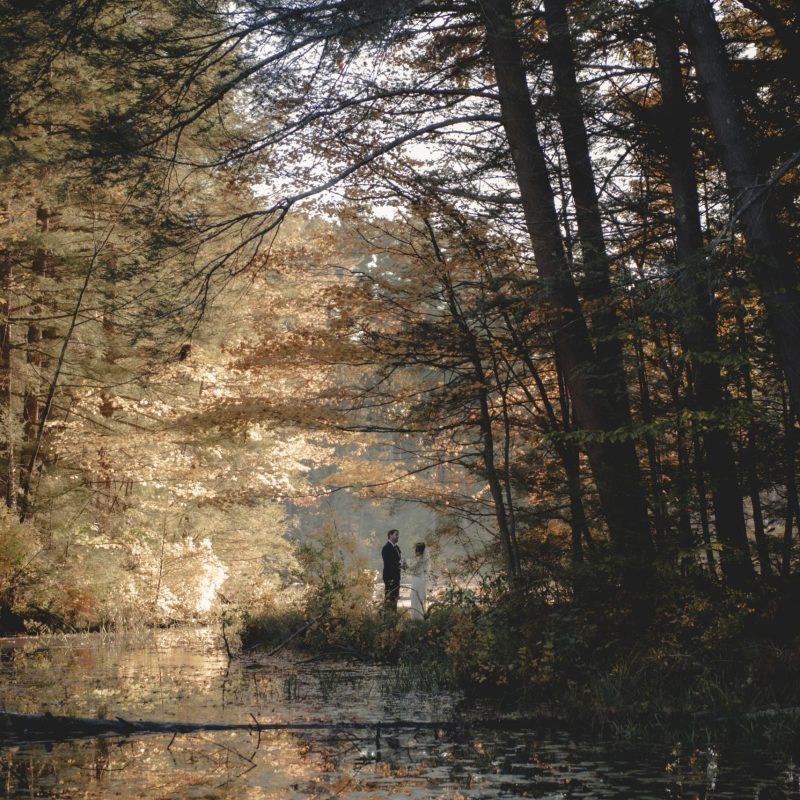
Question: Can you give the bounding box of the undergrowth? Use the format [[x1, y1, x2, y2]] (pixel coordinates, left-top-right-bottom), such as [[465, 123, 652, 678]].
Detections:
[[241, 565, 800, 747]]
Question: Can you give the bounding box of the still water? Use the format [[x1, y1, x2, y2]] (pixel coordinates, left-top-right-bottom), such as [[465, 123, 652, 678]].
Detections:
[[0, 627, 797, 799]]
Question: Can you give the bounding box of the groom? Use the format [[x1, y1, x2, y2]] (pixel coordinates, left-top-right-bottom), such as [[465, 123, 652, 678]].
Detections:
[[381, 528, 404, 614]]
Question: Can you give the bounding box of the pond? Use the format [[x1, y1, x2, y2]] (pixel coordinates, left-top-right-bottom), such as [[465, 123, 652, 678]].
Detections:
[[0, 627, 797, 799]]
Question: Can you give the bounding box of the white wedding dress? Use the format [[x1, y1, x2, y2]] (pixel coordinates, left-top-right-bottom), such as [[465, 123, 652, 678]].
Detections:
[[408, 552, 428, 620]]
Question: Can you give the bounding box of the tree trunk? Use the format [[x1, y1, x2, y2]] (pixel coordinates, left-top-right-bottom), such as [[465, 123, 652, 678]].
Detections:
[[674, 0, 800, 422], [484, 331, 521, 577], [781, 380, 799, 577], [0, 247, 13, 508], [544, 0, 648, 558], [480, 0, 653, 565], [19, 207, 50, 512], [564, 440, 591, 563], [632, 315, 667, 547], [692, 432, 717, 577], [542, 0, 624, 381], [735, 308, 772, 578], [18, 259, 94, 522], [674, 434, 694, 568], [652, 2, 754, 587], [21, 322, 41, 504], [555, 361, 594, 557]]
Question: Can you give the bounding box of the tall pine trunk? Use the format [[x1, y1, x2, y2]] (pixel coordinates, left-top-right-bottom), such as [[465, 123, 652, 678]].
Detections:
[[674, 0, 800, 422], [652, 2, 754, 587], [480, 0, 653, 565], [542, 0, 624, 378]]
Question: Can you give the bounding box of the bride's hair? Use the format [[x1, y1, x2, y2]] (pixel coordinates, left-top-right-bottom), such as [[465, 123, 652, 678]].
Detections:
[[414, 542, 426, 555]]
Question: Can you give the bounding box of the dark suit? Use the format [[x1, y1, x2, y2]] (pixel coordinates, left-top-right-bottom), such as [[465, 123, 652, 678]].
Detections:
[[382, 541, 402, 612]]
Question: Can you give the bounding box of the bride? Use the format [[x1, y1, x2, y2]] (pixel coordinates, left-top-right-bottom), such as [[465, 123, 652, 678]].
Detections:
[[408, 542, 428, 620]]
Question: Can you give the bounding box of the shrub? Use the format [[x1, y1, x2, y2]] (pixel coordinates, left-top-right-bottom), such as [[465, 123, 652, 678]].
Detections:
[[0, 510, 44, 632]]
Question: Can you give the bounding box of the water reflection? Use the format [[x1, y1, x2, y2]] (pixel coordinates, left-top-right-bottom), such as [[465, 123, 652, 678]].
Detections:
[[0, 629, 798, 799]]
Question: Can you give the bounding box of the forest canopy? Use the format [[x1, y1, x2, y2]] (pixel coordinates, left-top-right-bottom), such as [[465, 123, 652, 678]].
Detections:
[[1, 0, 799, 653]]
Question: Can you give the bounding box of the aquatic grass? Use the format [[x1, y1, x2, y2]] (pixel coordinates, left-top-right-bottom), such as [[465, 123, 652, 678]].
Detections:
[[315, 669, 365, 702], [377, 660, 455, 695], [283, 673, 302, 701], [280, 668, 371, 704]]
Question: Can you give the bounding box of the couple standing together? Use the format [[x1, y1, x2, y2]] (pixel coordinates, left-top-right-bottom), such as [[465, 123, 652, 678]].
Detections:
[[381, 529, 427, 619]]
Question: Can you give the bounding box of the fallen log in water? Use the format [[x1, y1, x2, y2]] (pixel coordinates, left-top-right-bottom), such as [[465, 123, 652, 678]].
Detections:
[[0, 711, 252, 741], [0, 710, 476, 744]]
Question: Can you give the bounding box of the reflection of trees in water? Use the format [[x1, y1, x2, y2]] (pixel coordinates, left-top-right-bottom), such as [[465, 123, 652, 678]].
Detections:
[[0, 630, 230, 719], [1, 732, 298, 798], [0, 630, 794, 798], [0, 726, 791, 798], [0, 724, 468, 798], [1, 739, 134, 798]]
